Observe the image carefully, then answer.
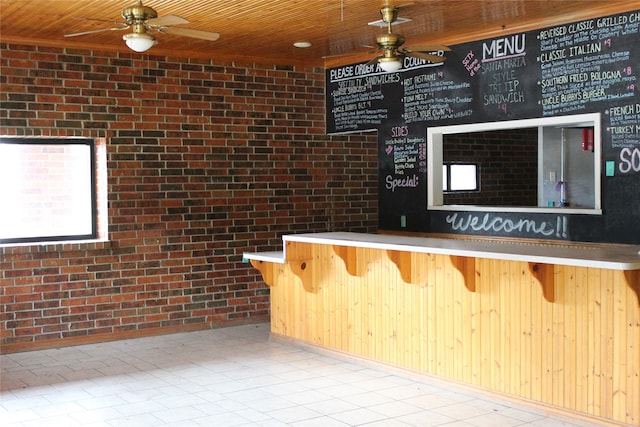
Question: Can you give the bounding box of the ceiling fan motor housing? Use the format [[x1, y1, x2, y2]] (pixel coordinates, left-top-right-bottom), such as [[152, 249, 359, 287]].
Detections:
[[122, 3, 158, 23], [376, 32, 405, 50]]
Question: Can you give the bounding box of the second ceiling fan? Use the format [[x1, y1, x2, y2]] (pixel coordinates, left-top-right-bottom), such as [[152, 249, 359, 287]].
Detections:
[[368, 5, 450, 72]]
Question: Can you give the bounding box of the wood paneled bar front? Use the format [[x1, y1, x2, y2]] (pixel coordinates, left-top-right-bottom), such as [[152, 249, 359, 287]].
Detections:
[[244, 232, 640, 426]]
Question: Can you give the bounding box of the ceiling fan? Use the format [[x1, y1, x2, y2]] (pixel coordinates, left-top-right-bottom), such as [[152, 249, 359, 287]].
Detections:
[[64, 0, 220, 53], [368, 6, 450, 72]]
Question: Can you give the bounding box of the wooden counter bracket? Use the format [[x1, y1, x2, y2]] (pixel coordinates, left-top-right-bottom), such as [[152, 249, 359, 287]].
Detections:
[[385, 250, 429, 284], [528, 262, 555, 303], [385, 251, 477, 290], [250, 259, 275, 287], [287, 258, 317, 292], [387, 250, 411, 283], [285, 241, 316, 292], [450, 255, 476, 293], [289, 259, 309, 278], [623, 270, 640, 305], [332, 245, 360, 276]]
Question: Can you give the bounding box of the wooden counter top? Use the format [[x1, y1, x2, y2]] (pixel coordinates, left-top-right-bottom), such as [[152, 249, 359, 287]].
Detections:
[[245, 232, 640, 270]]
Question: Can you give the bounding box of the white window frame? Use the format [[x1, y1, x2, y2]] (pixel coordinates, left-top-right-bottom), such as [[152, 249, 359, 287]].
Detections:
[[427, 113, 602, 215], [0, 137, 103, 245]]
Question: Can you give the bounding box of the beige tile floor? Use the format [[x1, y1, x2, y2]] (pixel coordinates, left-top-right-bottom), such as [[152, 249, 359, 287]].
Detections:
[[1, 323, 607, 427]]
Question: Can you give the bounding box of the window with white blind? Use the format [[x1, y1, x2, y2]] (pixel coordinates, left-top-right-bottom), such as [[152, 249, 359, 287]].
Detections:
[[0, 138, 97, 244], [442, 163, 479, 192]]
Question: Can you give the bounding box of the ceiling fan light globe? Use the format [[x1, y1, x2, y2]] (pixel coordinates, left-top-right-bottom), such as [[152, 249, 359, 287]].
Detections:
[[123, 32, 156, 52], [378, 57, 402, 72]]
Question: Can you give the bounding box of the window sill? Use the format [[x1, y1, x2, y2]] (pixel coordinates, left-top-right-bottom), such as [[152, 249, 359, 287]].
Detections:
[[0, 238, 112, 253]]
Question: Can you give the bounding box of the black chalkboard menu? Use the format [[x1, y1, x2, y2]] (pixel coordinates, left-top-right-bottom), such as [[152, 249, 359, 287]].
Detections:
[[326, 9, 640, 244]]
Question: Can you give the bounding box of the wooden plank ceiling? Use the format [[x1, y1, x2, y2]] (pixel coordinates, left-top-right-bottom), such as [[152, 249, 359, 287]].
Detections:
[[0, 0, 636, 67]]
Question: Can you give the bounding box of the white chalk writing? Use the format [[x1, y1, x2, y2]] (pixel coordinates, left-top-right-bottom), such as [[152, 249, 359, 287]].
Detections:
[[445, 213, 569, 238]]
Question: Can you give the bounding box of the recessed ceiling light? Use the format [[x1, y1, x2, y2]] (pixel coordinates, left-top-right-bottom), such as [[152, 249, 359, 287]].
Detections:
[[294, 41, 312, 48]]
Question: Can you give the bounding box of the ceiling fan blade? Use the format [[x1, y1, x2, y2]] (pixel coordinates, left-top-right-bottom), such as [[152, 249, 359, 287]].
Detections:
[[406, 44, 451, 52], [77, 17, 129, 25], [323, 47, 379, 59], [404, 50, 447, 63], [147, 14, 189, 27], [157, 26, 220, 41], [64, 26, 129, 37], [323, 52, 356, 59], [366, 55, 383, 66]]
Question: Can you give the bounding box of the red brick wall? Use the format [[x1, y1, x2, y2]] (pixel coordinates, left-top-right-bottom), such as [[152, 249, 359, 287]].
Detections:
[[0, 44, 378, 350]]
